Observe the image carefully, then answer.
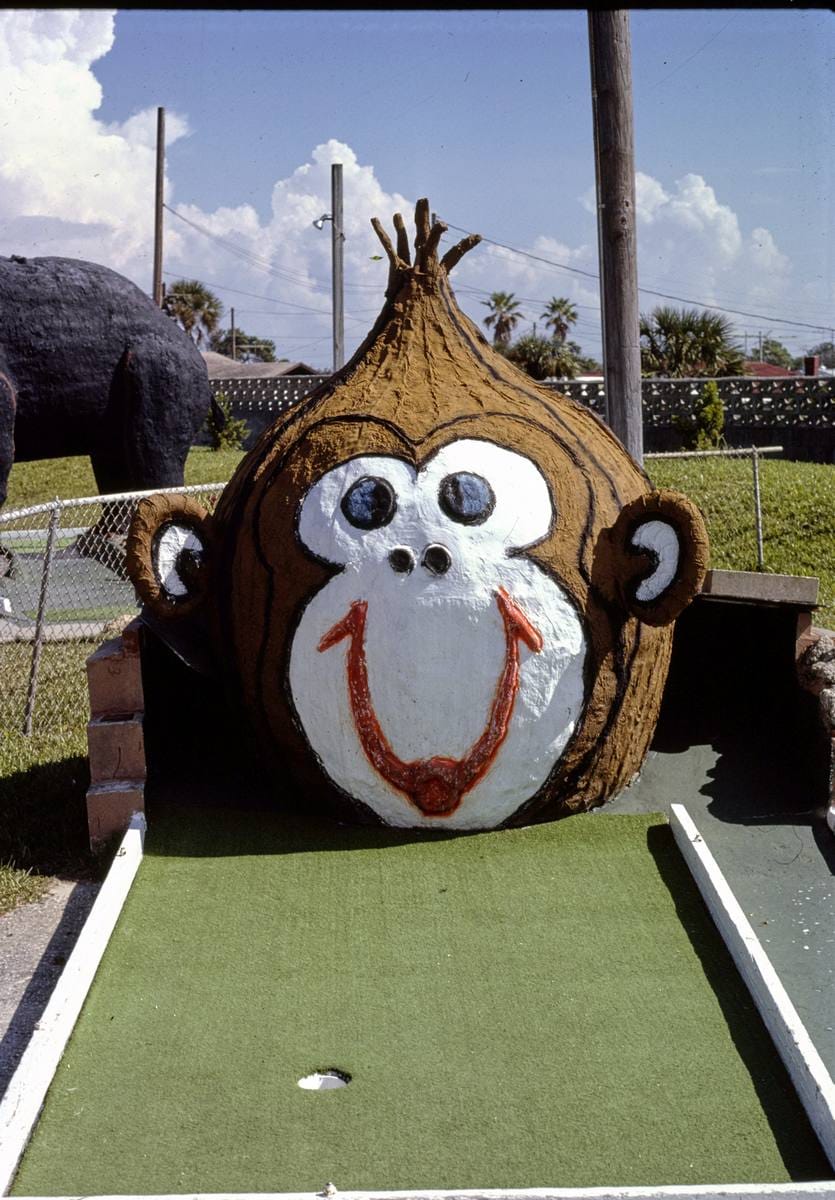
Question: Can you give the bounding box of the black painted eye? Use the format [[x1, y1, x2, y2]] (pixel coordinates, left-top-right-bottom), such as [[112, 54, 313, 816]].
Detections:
[[341, 476, 397, 530], [438, 472, 495, 525]]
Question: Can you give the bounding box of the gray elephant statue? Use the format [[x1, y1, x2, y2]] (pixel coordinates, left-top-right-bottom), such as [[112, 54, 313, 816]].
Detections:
[[0, 255, 213, 512]]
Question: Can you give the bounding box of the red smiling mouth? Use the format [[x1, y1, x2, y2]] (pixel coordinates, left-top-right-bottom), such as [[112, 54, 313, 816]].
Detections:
[[317, 588, 543, 817]]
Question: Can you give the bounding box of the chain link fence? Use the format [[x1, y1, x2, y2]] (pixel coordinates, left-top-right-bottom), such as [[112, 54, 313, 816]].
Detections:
[[644, 442, 835, 624], [0, 445, 823, 739], [0, 484, 225, 738], [645, 445, 782, 573]]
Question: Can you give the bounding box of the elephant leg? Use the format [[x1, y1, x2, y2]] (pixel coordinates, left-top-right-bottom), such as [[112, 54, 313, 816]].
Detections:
[[87, 350, 156, 548], [83, 424, 136, 570], [0, 371, 18, 581], [120, 346, 197, 493], [0, 369, 15, 512]]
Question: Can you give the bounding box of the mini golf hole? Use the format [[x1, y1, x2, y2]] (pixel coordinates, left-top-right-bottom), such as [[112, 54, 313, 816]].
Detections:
[[297, 1068, 351, 1091]]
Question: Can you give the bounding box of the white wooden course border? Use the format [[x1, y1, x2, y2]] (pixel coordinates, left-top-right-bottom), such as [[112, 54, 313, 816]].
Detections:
[[670, 803, 835, 1173], [3, 808, 835, 1200], [4, 1184, 835, 1200], [0, 813, 146, 1196]]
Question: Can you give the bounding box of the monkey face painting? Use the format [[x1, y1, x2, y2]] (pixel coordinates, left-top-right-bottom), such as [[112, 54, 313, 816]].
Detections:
[[290, 440, 586, 829], [127, 199, 709, 829]]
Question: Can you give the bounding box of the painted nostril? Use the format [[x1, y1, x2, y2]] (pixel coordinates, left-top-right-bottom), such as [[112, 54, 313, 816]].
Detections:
[[422, 544, 452, 576], [388, 547, 415, 574]]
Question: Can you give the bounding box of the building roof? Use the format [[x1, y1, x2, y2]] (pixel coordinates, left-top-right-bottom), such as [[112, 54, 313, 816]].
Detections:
[[201, 351, 320, 379], [742, 360, 798, 378]]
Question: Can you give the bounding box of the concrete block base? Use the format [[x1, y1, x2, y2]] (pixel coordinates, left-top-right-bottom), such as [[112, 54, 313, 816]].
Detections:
[[85, 619, 148, 853], [86, 781, 145, 852], [87, 713, 146, 785], [85, 621, 144, 719]]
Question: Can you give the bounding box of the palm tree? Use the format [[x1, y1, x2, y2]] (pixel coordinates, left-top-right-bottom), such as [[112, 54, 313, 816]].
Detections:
[[163, 280, 224, 347], [640, 306, 744, 377], [481, 291, 521, 348], [504, 334, 578, 381], [541, 296, 578, 345]]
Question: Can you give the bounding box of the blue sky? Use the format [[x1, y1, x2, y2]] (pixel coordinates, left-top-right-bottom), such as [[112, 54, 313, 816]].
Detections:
[[1, 9, 832, 369]]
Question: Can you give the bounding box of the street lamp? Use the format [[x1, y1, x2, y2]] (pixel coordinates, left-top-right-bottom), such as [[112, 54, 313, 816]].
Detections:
[[311, 163, 344, 372]]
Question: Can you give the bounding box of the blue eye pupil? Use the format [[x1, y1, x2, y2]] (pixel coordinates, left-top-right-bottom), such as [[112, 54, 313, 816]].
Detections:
[[438, 472, 495, 525], [341, 476, 397, 529]]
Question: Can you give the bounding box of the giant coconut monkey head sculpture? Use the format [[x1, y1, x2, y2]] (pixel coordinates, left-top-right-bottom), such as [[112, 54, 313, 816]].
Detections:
[[127, 200, 709, 830]]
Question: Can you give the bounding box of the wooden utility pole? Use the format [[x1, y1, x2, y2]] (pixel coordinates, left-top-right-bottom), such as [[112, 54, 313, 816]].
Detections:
[[231, 307, 236, 360], [331, 163, 345, 371], [588, 12, 643, 463], [152, 106, 165, 307]]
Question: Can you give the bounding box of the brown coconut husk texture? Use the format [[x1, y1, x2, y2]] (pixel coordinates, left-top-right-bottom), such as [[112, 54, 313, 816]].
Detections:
[[209, 199, 708, 823]]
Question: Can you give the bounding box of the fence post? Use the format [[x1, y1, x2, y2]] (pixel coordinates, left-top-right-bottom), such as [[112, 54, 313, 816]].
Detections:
[[751, 446, 765, 571], [23, 499, 60, 735]]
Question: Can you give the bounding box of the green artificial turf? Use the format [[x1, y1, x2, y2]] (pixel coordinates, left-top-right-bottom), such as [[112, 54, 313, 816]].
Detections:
[[12, 808, 829, 1194]]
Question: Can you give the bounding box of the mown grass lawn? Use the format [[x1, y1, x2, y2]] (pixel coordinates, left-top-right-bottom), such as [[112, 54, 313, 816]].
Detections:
[[2, 448, 248, 912], [646, 455, 835, 626], [7, 447, 833, 621], [0, 642, 97, 913], [5, 447, 246, 510], [2, 446, 833, 913]]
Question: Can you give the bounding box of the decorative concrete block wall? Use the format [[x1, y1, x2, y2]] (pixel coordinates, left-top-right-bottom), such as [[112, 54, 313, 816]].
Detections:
[[206, 374, 835, 459]]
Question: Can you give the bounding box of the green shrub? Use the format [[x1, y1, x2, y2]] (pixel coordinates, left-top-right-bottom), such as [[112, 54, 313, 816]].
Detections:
[[206, 392, 248, 452], [674, 380, 725, 450]]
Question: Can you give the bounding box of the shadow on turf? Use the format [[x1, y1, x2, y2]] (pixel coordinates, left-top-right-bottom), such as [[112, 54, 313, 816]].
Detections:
[[652, 598, 835, 873], [140, 627, 553, 858], [138, 596, 835, 867], [646, 822, 832, 1181]]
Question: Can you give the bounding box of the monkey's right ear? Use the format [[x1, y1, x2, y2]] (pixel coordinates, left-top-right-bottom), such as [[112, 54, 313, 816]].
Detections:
[[596, 489, 709, 627], [126, 494, 214, 620]]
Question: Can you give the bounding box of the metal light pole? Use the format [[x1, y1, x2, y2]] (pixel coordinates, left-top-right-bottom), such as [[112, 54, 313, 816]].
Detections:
[[152, 106, 165, 307], [313, 162, 345, 373], [331, 163, 344, 371]]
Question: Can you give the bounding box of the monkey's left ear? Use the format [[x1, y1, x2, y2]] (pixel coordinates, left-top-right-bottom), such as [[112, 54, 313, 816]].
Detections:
[[126, 493, 215, 620], [601, 489, 709, 627]]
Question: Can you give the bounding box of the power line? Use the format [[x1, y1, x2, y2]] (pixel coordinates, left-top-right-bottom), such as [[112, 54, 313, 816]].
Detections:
[[164, 203, 320, 287], [161, 270, 377, 330], [164, 204, 382, 293], [162, 269, 334, 316], [163, 202, 830, 346], [442, 220, 833, 334], [446, 222, 600, 282], [648, 14, 737, 89], [236, 308, 373, 326], [441, 222, 832, 331], [454, 282, 600, 313]]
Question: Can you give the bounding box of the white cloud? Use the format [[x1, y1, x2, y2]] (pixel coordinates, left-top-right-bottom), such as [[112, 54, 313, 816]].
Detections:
[[0, 12, 811, 366], [636, 171, 742, 270], [630, 171, 804, 343], [743, 226, 792, 309], [0, 9, 189, 272], [634, 173, 668, 222], [0, 9, 114, 68]]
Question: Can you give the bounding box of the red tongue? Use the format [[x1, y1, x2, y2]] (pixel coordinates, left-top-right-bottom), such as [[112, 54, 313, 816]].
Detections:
[[407, 759, 470, 816], [318, 589, 542, 817]]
